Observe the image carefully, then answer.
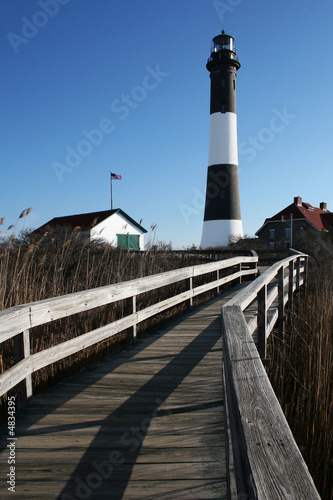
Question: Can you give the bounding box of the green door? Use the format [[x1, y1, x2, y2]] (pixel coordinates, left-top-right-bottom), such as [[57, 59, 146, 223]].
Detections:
[[117, 234, 140, 250]]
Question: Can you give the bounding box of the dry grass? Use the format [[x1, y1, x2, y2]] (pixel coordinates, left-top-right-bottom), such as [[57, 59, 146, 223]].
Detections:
[[0, 211, 223, 423], [267, 263, 333, 500]]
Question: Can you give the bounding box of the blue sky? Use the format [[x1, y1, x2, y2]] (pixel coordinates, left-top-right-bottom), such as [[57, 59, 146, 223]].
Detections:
[[1, 0, 333, 248]]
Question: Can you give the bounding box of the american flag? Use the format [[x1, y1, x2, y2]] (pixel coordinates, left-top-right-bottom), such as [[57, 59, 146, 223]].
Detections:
[[111, 173, 122, 180]]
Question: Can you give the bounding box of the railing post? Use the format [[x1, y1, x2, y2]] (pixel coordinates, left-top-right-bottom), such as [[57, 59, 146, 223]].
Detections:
[[250, 250, 258, 278], [303, 255, 308, 289], [296, 257, 301, 290], [238, 262, 242, 284], [132, 296, 137, 338], [13, 330, 32, 408], [257, 285, 267, 359], [186, 276, 193, 309], [127, 296, 137, 340], [24, 331, 33, 398], [215, 269, 220, 297], [278, 266, 285, 339], [288, 259, 294, 312]]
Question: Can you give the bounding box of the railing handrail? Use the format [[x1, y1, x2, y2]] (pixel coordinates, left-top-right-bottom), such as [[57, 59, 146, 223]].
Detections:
[[221, 251, 320, 498], [227, 252, 307, 311], [0, 255, 258, 400], [0, 256, 257, 343]]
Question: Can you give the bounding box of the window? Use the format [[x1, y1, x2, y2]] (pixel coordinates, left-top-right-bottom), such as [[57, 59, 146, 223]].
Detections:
[[117, 234, 140, 251], [233, 80, 236, 90], [285, 227, 291, 238], [221, 104, 226, 113], [269, 228, 275, 240], [219, 189, 225, 199], [221, 79, 226, 88]]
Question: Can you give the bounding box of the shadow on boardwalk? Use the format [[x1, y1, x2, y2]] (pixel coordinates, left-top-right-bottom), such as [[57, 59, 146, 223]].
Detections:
[[0, 296, 229, 499]]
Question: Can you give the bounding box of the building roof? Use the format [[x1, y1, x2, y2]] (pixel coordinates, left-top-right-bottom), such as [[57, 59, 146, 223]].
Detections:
[[321, 212, 333, 230], [36, 209, 147, 233], [256, 197, 332, 235]]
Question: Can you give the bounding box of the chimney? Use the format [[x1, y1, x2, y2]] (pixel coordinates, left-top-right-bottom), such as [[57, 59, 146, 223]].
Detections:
[[294, 196, 302, 206], [320, 202, 327, 211]]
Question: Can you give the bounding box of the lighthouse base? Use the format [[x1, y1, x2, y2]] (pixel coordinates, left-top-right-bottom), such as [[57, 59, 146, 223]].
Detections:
[[200, 219, 243, 248]]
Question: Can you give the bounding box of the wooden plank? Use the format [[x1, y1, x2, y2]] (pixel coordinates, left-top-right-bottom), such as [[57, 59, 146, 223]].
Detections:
[[222, 304, 320, 499], [0, 446, 223, 464], [9, 409, 223, 430], [0, 460, 225, 480], [0, 479, 228, 499]]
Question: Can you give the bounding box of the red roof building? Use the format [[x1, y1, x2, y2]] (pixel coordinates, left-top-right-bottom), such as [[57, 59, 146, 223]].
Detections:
[[256, 196, 332, 247]]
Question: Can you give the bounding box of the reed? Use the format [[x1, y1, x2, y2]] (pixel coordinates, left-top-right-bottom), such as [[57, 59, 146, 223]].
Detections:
[[267, 263, 333, 499], [0, 211, 220, 422]]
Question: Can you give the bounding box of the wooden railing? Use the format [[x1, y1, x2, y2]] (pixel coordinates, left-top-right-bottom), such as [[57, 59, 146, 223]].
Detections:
[[222, 250, 320, 499], [0, 255, 258, 403]]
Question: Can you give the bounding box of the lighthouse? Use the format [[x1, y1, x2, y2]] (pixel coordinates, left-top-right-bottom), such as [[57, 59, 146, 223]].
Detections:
[[200, 31, 243, 248]]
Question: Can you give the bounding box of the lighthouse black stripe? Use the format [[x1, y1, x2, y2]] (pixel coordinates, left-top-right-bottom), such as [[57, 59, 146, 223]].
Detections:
[[203, 164, 242, 221], [209, 66, 238, 115]]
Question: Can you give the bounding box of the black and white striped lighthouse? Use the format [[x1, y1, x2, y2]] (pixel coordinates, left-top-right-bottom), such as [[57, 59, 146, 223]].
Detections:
[[200, 31, 243, 248]]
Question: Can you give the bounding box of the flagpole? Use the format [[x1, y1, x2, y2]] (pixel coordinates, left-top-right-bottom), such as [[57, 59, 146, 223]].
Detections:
[[110, 171, 113, 210]]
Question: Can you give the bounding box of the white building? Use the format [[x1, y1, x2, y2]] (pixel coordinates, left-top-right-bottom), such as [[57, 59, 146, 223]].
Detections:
[[36, 209, 147, 250]]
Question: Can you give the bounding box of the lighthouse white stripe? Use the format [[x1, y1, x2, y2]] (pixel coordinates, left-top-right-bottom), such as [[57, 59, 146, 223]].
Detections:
[[208, 112, 238, 166], [200, 219, 243, 248]]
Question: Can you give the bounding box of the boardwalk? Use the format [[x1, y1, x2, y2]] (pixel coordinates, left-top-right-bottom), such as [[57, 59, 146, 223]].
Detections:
[[0, 284, 246, 499]]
